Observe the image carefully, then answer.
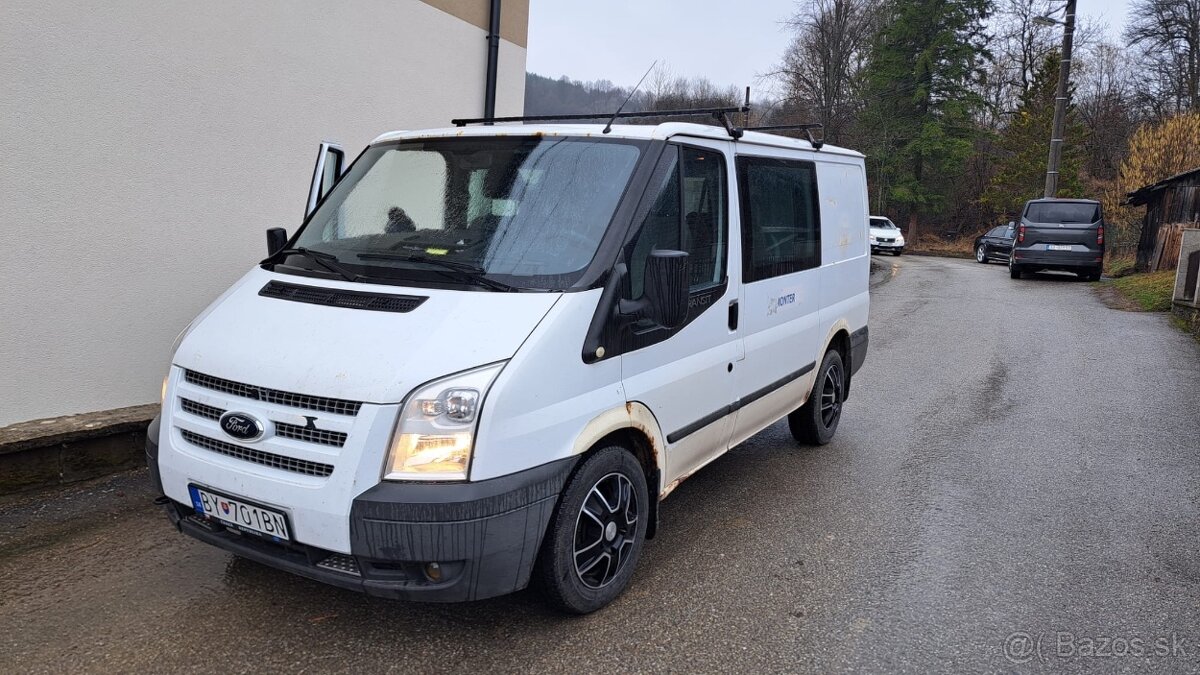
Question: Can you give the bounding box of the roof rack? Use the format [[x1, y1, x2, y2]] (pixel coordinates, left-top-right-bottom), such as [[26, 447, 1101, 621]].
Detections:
[[744, 124, 825, 150], [451, 106, 752, 139]]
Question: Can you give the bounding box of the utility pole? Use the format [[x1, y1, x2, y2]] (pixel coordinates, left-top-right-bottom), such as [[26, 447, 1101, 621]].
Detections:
[[1043, 0, 1077, 198]]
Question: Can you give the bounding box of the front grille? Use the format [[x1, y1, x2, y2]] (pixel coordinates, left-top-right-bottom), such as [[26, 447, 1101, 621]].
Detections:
[[184, 370, 362, 417], [880, 238, 895, 243], [181, 398, 223, 421], [180, 429, 334, 477], [259, 280, 427, 313], [274, 421, 348, 448]]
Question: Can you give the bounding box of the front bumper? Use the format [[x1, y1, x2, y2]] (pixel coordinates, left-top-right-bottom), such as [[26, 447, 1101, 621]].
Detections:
[[871, 242, 904, 252], [152, 429, 578, 602]]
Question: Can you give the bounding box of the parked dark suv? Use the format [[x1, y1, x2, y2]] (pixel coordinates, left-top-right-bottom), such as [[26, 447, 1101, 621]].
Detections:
[[1009, 198, 1105, 281]]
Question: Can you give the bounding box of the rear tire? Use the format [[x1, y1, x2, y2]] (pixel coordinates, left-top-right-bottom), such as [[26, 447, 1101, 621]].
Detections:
[[789, 349, 845, 446], [1009, 262, 1022, 279], [534, 446, 649, 614], [1084, 267, 1102, 281]]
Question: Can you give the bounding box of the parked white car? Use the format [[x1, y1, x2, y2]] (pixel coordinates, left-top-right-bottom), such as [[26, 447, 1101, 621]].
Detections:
[[148, 113, 871, 613], [869, 216, 905, 255]]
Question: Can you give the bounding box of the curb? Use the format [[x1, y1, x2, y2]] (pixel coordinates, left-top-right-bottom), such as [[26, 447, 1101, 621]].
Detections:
[[0, 404, 158, 495]]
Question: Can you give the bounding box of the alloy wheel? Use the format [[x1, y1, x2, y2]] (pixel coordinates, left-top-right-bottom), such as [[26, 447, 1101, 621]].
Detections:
[[820, 362, 844, 428], [573, 472, 638, 589]]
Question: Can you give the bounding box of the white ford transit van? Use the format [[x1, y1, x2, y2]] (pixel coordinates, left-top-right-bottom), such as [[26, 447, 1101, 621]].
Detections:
[[148, 110, 870, 613]]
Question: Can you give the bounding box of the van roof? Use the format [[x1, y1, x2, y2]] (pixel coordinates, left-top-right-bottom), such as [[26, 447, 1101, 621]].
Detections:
[[370, 123, 864, 159], [1025, 197, 1100, 204]]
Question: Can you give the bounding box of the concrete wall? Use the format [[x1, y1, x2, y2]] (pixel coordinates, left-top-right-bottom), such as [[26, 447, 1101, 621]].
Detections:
[[1174, 229, 1200, 303], [0, 0, 527, 427]]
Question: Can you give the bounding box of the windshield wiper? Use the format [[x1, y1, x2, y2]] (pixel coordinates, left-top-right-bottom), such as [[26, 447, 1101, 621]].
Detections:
[[273, 247, 361, 283], [356, 253, 518, 292]]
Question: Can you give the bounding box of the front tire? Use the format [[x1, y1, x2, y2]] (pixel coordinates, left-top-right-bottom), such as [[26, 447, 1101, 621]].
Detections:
[[789, 349, 845, 446], [535, 446, 649, 614], [892, 248, 903, 256], [976, 245, 987, 264]]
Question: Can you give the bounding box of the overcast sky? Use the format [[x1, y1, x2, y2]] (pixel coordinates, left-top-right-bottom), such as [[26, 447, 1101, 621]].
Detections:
[[526, 0, 1132, 92]]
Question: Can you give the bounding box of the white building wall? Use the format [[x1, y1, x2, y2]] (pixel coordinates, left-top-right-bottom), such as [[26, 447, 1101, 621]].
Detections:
[[0, 0, 526, 427]]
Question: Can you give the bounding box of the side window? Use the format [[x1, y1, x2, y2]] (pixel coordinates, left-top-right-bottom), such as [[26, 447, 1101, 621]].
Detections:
[[988, 226, 1004, 237], [737, 156, 820, 282], [629, 145, 728, 296]]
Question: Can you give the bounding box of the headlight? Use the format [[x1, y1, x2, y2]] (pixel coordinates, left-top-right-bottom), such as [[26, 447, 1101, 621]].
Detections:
[[384, 362, 505, 481], [897, 235, 905, 245], [869, 235, 877, 243], [161, 375, 169, 403]]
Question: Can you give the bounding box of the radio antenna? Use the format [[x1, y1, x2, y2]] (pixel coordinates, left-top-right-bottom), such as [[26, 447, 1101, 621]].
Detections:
[[604, 60, 658, 135]]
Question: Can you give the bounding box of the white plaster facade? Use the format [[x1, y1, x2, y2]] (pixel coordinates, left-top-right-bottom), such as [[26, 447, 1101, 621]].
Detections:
[[0, 0, 527, 426]]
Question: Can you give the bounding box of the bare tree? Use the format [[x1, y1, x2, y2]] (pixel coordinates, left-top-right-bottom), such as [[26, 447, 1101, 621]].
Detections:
[[769, 0, 879, 144], [1125, 0, 1200, 115], [1074, 41, 1138, 180], [993, 0, 1058, 103], [638, 62, 743, 123]]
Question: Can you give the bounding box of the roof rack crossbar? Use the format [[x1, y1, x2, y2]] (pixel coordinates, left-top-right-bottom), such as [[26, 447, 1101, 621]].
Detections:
[[745, 124, 825, 150], [451, 106, 750, 129]]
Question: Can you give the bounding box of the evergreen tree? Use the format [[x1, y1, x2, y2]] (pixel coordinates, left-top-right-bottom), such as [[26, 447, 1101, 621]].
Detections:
[[858, 0, 993, 243], [982, 52, 1086, 220]]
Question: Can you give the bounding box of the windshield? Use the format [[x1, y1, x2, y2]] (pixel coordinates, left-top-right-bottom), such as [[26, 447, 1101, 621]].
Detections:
[[1024, 202, 1100, 225], [870, 218, 897, 230], [284, 137, 645, 290]]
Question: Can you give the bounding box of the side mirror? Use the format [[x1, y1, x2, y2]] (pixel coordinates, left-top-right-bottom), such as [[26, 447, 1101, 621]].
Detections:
[[306, 142, 346, 218], [620, 250, 690, 330], [266, 228, 288, 256]]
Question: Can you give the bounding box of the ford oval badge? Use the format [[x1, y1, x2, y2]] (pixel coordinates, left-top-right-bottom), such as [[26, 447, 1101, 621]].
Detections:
[[219, 411, 265, 442]]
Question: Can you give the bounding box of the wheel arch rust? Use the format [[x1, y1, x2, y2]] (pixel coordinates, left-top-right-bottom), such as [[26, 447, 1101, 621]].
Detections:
[[569, 402, 666, 538]]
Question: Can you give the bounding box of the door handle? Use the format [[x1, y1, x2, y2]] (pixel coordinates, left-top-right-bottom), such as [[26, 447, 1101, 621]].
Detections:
[[728, 300, 739, 331]]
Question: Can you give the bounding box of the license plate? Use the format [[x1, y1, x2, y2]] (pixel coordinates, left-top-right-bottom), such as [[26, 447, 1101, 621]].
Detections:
[[1047, 244, 1072, 251], [188, 484, 291, 541]]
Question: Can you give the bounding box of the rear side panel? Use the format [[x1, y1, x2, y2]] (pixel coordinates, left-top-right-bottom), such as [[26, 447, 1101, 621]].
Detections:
[[817, 159, 870, 352]]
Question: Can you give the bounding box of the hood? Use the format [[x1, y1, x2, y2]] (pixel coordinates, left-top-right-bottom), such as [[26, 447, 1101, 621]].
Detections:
[[174, 267, 561, 404], [869, 227, 903, 238]]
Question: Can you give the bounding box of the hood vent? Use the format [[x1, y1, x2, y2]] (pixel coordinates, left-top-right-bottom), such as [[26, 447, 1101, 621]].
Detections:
[[259, 281, 426, 313]]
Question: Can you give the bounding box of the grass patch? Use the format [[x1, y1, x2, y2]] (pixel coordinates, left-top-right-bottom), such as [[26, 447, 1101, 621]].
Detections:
[[1105, 270, 1176, 311], [1104, 254, 1138, 278], [908, 234, 976, 259]]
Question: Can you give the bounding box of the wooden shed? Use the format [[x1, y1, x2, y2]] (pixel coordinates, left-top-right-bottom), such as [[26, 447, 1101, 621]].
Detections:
[[1126, 167, 1200, 272]]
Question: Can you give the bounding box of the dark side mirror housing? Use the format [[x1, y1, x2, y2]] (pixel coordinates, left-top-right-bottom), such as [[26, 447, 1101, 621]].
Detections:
[[266, 227, 288, 256], [620, 250, 690, 330]]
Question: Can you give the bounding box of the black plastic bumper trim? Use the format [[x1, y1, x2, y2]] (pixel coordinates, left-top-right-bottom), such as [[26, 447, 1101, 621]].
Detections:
[[163, 455, 581, 603], [346, 456, 579, 602]]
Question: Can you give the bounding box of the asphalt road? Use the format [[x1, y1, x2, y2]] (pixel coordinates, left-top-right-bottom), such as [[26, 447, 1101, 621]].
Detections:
[[3, 255, 1199, 674]]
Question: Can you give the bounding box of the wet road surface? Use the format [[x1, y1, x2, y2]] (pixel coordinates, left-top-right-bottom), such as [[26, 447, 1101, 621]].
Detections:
[[3, 255, 1199, 673]]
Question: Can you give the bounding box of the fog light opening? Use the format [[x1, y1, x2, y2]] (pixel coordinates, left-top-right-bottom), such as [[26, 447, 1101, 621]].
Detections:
[[424, 561, 443, 582]]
